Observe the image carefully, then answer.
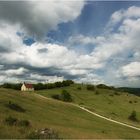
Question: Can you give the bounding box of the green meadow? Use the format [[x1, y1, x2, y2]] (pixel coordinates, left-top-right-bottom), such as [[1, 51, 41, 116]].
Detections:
[[37, 84, 140, 127], [0, 86, 140, 139]]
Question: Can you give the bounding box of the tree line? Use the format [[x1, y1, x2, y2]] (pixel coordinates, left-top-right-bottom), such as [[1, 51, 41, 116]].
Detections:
[[0, 80, 74, 90]]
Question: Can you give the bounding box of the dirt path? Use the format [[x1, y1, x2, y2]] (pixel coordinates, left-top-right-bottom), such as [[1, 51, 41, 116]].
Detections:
[[36, 94, 140, 131]]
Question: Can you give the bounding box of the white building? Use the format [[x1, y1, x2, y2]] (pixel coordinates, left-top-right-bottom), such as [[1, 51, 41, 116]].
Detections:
[[21, 83, 34, 91]]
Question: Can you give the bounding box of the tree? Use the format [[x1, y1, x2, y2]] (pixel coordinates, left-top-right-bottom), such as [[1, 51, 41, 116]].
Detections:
[[128, 110, 138, 122], [87, 85, 95, 91], [60, 90, 72, 102]]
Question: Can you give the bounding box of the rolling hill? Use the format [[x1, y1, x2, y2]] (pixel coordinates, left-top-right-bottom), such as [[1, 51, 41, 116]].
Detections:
[[0, 86, 140, 139]]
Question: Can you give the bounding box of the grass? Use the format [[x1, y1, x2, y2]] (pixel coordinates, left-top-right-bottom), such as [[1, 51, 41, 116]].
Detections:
[[0, 87, 140, 138], [36, 84, 140, 127]]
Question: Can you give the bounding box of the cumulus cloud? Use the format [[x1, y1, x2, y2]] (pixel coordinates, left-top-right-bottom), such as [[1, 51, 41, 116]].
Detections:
[[0, 4, 140, 87], [75, 73, 104, 84], [67, 6, 140, 86], [121, 62, 140, 77], [106, 6, 140, 31], [4, 67, 28, 76], [29, 73, 64, 83], [68, 34, 105, 45], [0, 1, 85, 40]]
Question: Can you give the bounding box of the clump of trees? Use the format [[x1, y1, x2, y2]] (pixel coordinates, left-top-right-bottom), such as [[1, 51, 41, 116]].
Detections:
[[51, 90, 72, 102], [1, 80, 74, 91], [77, 86, 81, 90], [34, 80, 74, 90], [86, 84, 95, 91], [1, 83, 22, 90], [96, 84, 114, 90], [128, 110, 139, 122]]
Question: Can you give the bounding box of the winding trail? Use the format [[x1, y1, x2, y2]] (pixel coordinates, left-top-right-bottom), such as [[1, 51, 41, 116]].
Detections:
[[36, 94, 140, 131]]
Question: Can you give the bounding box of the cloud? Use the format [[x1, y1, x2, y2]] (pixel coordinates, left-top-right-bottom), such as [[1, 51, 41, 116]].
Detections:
[[0, 1, 85, 40], [121, 62, 140, 77], [107, 6, 140, 31], [4, 67, 28, 76], [68, 34, 105, 45], [75, 73, 104, 84], [0, 4, 140, 87], [29, 73, 64, 83]]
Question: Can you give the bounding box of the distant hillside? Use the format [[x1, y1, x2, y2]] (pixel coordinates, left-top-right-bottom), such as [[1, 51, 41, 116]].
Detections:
[[118, 87, 140, 96]]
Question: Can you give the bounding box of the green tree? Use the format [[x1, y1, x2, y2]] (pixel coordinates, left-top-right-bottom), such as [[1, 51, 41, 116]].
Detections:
[[60, 90, 72, 102], [128, 110, 138, 121]]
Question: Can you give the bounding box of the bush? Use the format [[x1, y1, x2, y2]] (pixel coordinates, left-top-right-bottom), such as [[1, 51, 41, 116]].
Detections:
[[60, 90, 72, 102], [5, 101, 26, 112], [128, 110, 138, 122], [51, 94, 60, 100], [96, 84, 113, 89], [129, 100, 132, 104], [114, 91, 120, 95], [77, 87, 81, 90], [17, 120, 30, 127], [46, 83, 56, 89], [87, 85, 95, 91], [95, 90, 100, 95], [51, 90, 72, 102], [4, 116, 17, 126], [2, 83, 22, 90], [55, 82, 63, 88]]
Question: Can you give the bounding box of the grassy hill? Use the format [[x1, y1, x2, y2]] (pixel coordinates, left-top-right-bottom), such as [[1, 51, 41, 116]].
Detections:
[[36, 84, 140, 128], [0, 87, 140, 139]]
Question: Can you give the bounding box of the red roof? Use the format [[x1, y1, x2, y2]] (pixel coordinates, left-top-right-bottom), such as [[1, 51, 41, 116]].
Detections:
[[24, 83, 33, 89]]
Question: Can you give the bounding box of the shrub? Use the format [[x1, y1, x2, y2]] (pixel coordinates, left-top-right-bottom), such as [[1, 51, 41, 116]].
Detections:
[[5, 116, 17, 126], [96, 84, 113, 89], [2, 83, 22, 90], [55, 82, 63, 88], [51, 90, 72, 102], [129, 100, 132, 104], [114, 91, 120, 95], [109, 94, 114, 97], [46, 83, 56, 89], [128, 110, 138, 122], [87, 85, 95, 91], [134, 100, 137, 103], [60, 90, 72, 102], [95, 90, 100, 95], [77, 87, 81, 90], [5, 101, 25, 112], [17, 120, 30, 127], [51, 94, 60, 100]]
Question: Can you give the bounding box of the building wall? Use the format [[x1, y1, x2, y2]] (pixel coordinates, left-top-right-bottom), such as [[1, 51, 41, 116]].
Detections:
[[21, 84, 34, 91]]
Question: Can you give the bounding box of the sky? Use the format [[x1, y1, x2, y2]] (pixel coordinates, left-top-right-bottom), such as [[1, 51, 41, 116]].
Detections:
[[0, 0, 140, 87]]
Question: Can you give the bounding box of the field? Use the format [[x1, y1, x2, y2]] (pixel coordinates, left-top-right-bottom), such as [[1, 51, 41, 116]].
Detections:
[[37, 84, 140, 127], [0, 86, 140, 138]]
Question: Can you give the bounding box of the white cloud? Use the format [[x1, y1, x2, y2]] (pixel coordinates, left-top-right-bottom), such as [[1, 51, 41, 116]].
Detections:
[[0, 1, 85, 40], [0, 5, 140, 86], [121, 62, 140, 77], [75, 73, 104, 84], [30, 73, 64, 83], [107, 6, 140, 28], [68, 34, 105, 45], [5, 67, 28, 76]]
